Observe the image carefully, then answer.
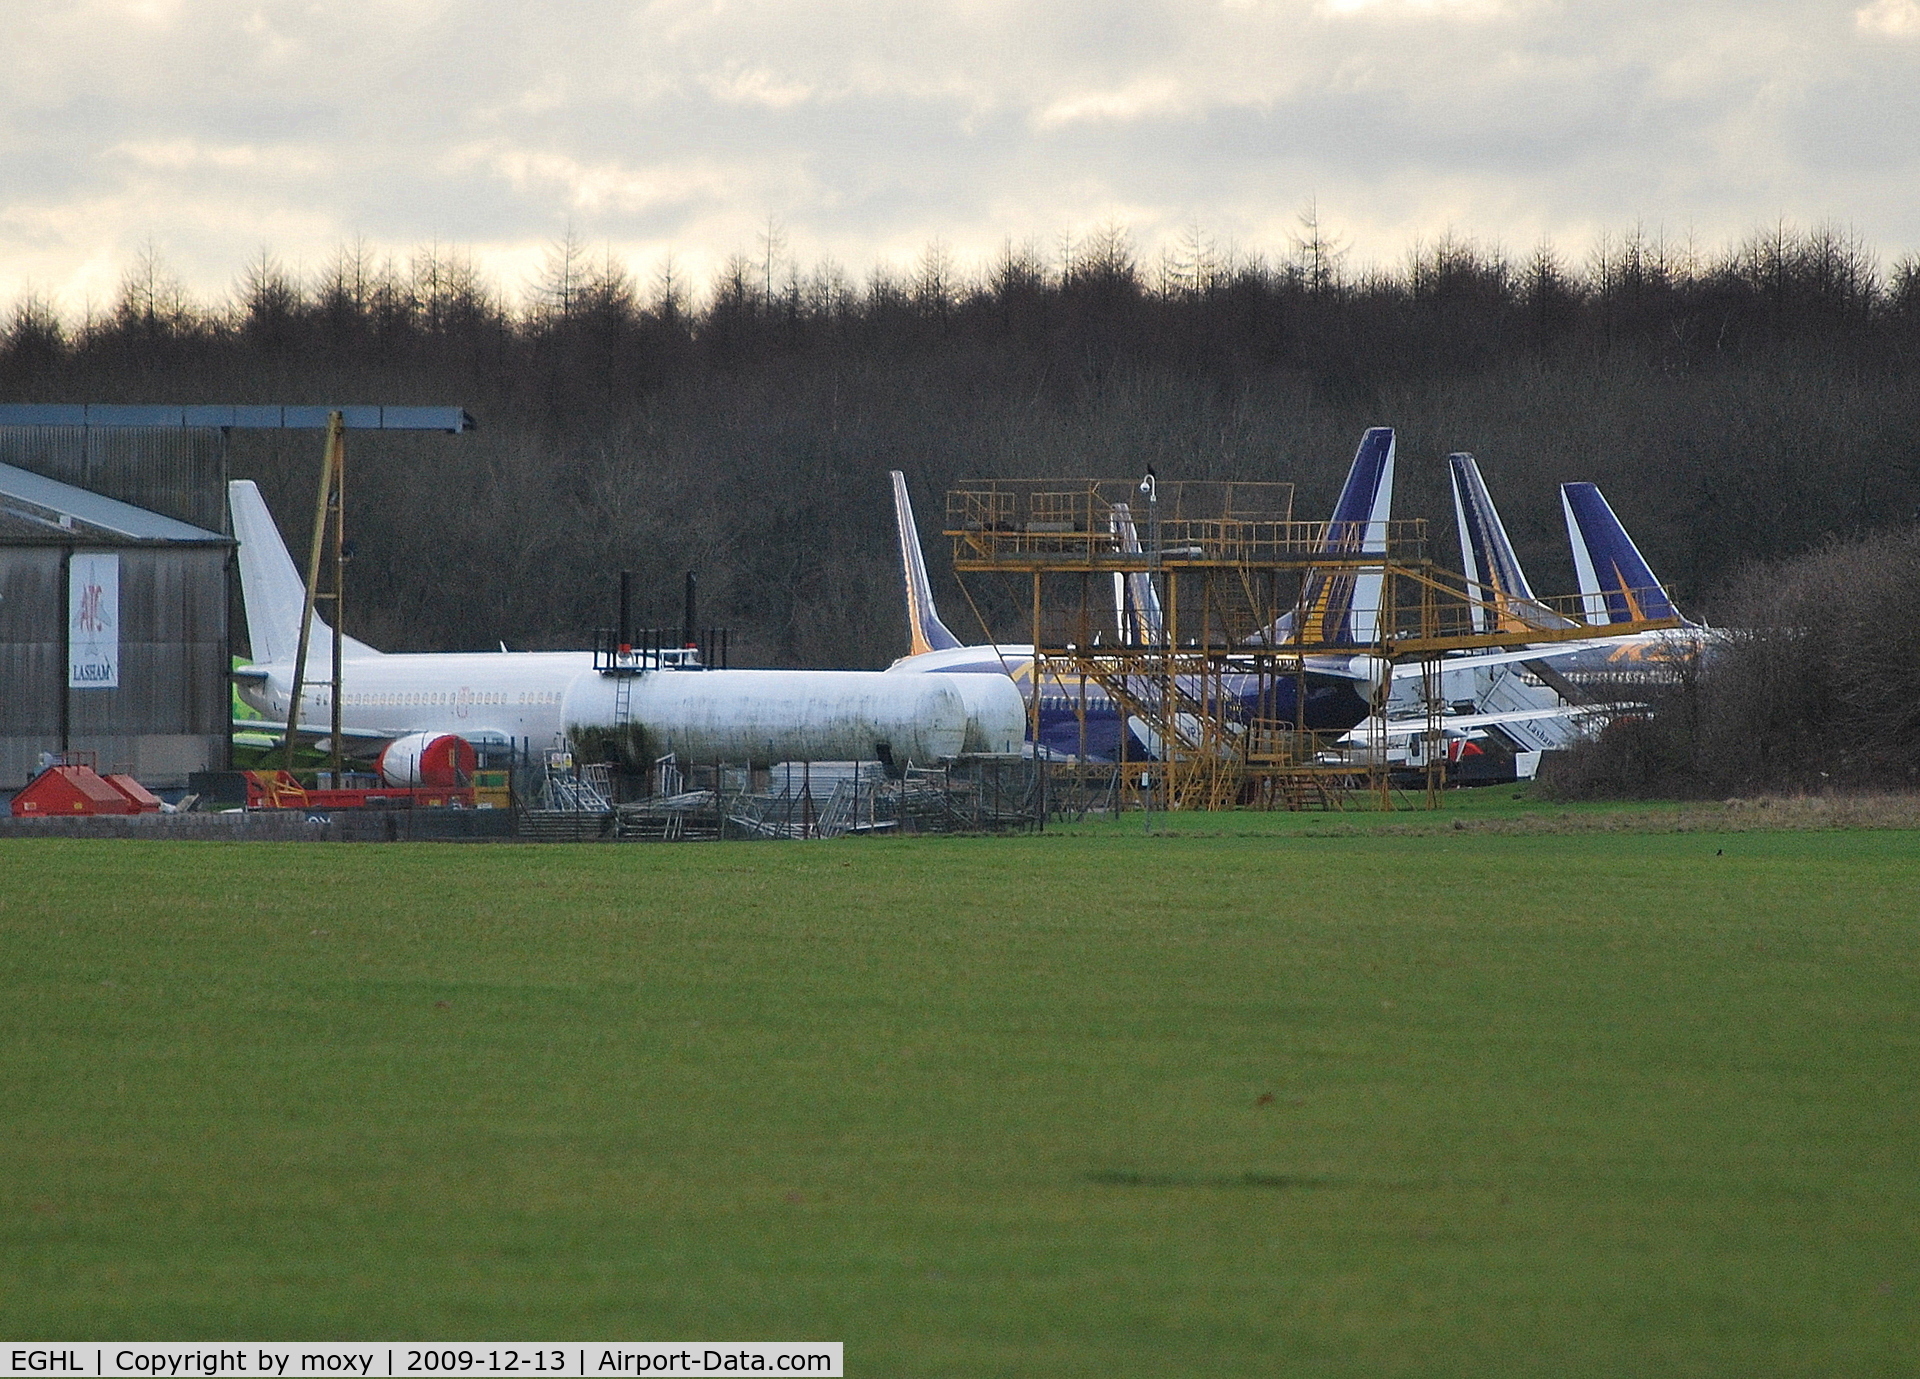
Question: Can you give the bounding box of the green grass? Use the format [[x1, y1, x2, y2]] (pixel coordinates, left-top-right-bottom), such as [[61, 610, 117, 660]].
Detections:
[[1055, 783, 1685, 836], [2, 830, 1917, 1375]]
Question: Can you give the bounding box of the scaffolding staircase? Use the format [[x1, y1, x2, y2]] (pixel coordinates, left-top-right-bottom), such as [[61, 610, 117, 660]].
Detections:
[[1066, 654, 1248, 811]]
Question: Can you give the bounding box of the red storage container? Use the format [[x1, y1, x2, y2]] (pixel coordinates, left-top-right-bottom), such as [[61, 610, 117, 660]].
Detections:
[[11, 765, 140, 816]]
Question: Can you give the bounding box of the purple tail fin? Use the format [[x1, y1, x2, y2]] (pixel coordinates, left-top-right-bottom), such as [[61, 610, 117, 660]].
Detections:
[[1285, 427, 1395, 645]]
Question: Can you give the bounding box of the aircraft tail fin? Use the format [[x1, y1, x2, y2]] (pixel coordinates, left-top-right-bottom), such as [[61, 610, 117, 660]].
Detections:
[[1283, 426, 1395, 645], [1560, 482, 1685, 625], [228, 480, 381, 665], [1108, 502, 1165, 645], [890, 470, 962, 656], [1449, 453, 1576, 634]]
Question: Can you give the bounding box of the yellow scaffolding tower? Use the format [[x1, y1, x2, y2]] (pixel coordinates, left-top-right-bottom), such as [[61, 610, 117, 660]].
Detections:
[[944, 478, 1683, 812]]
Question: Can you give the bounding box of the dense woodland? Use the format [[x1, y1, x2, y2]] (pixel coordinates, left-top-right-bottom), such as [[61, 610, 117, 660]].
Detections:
[[4, 220, 1919, 685]]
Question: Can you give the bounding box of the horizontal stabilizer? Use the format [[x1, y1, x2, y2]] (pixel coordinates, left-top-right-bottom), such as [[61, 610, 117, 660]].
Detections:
[[1385, 637, 1649, 679]]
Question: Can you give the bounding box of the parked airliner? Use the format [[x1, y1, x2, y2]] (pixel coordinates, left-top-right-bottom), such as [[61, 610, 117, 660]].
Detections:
[[884, 429, 1406, 759], [1356, 455, 1698, 769], [228, 481, 1023, 780]]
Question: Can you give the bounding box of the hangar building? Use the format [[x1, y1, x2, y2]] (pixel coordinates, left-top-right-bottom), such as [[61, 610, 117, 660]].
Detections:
[[0, 406, 474, 792], [0, 463, 232, 789]]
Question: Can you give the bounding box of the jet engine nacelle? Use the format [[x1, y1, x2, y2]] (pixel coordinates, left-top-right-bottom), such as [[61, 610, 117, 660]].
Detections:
[[1346, 654, 1391, 708], [379, 732, 478, 787]]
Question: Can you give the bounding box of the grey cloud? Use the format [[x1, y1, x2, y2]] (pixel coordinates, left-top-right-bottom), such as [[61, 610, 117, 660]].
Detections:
[[3, 0, 1919, 307]]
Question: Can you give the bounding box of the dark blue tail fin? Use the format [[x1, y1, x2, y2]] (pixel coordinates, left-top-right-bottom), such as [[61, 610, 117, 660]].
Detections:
[[1288, 426, 1395, 645], [1561, 482, 1685, 625], [1450, 453, 1574, 633]]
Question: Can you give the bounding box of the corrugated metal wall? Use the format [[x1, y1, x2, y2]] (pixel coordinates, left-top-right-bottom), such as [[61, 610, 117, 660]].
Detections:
[[0, 543, 230, 789], [0, 548, 65, 749], [0, 427, 228, 532]]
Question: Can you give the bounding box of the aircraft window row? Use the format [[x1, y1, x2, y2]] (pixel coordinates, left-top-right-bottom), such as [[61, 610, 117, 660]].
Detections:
[[333, 690, 561, 708]]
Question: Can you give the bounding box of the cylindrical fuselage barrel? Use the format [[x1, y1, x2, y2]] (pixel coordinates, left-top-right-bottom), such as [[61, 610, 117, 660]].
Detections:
[[564, 667, 1001, 765], [249, 655, 1024, 767]]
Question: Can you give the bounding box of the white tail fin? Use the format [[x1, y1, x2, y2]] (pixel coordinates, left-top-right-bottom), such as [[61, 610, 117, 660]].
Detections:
[[229, 480, 382, 664]]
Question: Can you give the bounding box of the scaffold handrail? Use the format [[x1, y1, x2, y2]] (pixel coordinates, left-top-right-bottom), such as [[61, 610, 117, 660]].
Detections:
[[949, 477, 1295, 524]]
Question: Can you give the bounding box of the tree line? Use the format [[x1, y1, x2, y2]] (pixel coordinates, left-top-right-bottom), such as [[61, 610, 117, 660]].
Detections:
[[4, 220, 1918, 680]]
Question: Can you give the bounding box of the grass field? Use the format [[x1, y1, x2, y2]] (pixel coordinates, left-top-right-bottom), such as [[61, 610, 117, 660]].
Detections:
[[2, 821, 1917, 1375]]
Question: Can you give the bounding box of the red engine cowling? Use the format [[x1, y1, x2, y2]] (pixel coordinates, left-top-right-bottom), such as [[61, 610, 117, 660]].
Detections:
[[378, 732, 478, 787]]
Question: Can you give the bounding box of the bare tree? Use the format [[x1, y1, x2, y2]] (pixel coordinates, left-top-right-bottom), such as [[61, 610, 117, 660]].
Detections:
[[759, 214, 788, 313], [1290, 198, 1346, 296], [914, 238, 954, 321], [114, 240, 193, 336], [651, 250, 689, 323], [534, 227, 588, 325]]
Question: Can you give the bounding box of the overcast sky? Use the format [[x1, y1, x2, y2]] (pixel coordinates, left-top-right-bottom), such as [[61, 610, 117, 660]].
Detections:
[[3, 0, 1918, 311]]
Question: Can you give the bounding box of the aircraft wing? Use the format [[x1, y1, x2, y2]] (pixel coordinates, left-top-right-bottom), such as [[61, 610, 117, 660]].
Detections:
[[232, 719, 405, 747], [1342, 702, 1641, 745], [234, 722, 522, 753], [1386, 639, 1634, 679]]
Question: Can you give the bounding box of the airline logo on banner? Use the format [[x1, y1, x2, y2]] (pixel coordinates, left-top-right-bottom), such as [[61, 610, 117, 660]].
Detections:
[[68, 552, 119, 689]]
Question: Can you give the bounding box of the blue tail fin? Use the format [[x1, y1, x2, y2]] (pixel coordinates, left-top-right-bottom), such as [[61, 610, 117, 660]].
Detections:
[[1287, 426, 1395, 645], [1449, 454, 1575, 634], [1560, 483, 1685, 625], [890, 470, 963, 656]]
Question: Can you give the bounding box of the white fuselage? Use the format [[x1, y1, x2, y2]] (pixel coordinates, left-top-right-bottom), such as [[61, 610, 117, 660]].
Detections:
[[241, 651, 590, 750], [240, 653, 1025, 765]]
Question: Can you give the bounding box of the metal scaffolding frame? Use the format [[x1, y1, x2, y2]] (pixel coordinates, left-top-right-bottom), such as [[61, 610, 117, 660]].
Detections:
[[944, 477, 1684, 812]]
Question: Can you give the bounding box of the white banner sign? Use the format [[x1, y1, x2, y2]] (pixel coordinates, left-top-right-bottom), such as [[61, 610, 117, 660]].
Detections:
[[67, 552, 119, 689]]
